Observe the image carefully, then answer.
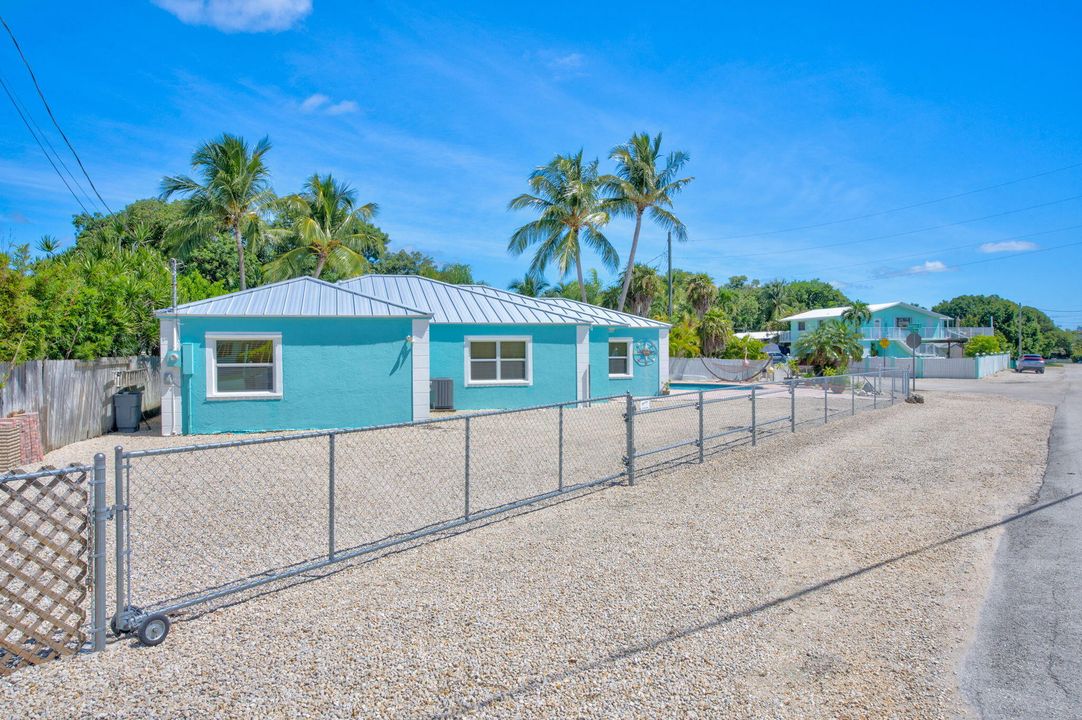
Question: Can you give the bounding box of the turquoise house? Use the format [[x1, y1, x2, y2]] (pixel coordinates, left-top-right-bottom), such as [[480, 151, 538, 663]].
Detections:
[[339, 276, 670, 411], [781, 302, 952, 358], [156, 277, 432, 435], [156, 274, 670, 435]]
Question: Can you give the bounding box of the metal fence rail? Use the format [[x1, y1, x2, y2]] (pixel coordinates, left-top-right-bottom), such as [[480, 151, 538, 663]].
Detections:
[[109, 370, 907, 645]]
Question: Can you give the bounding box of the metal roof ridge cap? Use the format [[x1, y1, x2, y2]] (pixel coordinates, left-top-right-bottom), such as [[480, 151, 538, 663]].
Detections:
[[307, 276, 430, 316], [359, 274, 590, 324]]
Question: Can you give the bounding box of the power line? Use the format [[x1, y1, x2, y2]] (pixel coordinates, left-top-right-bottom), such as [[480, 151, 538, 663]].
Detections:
[[1, 14, 113, 214], [720, 193, 1082, 260], [715, 161, 1082, 240], [0, 72, 91, 215], [849, 236, 1082, 282], [781, 223, 1082, 277], [0, 69, 99, 212]]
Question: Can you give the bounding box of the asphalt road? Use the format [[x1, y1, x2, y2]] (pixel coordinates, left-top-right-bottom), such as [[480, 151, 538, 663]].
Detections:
[[922, 366, 1081, 719]]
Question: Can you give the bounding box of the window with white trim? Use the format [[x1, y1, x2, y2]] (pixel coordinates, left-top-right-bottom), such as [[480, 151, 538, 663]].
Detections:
[[608, 338, 633, 378], [466, 337, 531, 385], [206, 334, 282, 399]]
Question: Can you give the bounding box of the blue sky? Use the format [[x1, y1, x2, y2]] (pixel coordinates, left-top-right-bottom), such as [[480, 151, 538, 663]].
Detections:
[[1, 1, 1080, 326]]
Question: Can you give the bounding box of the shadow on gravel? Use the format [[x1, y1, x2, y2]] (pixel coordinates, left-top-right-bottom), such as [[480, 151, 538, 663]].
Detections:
[[432, 491, 1082, 719]]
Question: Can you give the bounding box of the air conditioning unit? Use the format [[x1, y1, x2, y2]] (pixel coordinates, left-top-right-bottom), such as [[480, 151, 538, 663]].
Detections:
[[430, 378, 454, 411]]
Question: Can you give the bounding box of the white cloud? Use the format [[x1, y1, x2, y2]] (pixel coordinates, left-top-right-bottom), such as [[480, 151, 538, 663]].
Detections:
[[548, 52, 584, 70], [979, 240, 1038, 253], [299, 93, 329, 112], [298, 93, 358, 116], [152, 0, 312, 33], [907, 260, 949, 274], [325, 100, 359, 116]]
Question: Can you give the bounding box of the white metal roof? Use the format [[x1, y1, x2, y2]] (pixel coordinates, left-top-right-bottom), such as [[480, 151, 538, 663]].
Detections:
[[780, 301, 948, 322], [156, 277, 430, 318], [339, 275, 589, 325], [530, 295, 670, 328], [461, 285, 668, 327]]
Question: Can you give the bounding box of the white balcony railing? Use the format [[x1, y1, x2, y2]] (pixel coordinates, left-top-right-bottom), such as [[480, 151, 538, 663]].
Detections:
[[781, 325, 994, 344]]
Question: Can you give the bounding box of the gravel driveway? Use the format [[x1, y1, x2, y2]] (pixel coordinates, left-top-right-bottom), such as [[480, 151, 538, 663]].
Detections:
[[2, 391, 1051, 718]]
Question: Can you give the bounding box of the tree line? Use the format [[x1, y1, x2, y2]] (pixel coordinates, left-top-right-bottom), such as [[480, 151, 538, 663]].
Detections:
[[3, 132, 1078, 365]]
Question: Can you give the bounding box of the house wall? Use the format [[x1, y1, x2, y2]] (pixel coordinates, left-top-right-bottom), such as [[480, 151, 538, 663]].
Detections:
[[177, 316, 416, 434], [588, 326, 663, 398], [429, 324, 579, 410], [869, 306, 945, 332]]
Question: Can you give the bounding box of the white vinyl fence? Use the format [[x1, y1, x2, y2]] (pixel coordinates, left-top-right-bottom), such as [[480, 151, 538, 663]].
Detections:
[[849, 353, 1010, 380], [0, 357, 160, 452]]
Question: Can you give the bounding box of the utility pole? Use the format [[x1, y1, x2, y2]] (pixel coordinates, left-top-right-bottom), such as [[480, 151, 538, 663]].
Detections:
[[170, 258, 178, 312], [666, 230, 673, 318], [1017, 303, 1023, 357]]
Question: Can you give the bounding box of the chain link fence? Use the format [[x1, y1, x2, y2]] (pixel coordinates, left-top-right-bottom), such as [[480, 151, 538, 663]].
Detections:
[[111, 370, 907, 643]]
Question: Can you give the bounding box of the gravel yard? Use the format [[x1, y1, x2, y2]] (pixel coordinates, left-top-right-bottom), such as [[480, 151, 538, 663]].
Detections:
[[2, 389, 1050, 718]]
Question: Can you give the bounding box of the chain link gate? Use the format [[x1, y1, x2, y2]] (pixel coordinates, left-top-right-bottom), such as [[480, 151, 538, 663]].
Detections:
[[106, 370, 908, 646]]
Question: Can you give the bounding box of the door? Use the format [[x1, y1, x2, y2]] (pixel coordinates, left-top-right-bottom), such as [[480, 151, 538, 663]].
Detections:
[[872, 318, 882, 339]]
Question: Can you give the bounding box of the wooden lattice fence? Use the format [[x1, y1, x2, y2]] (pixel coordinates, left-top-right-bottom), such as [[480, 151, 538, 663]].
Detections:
[[0, 465, 91, 676]]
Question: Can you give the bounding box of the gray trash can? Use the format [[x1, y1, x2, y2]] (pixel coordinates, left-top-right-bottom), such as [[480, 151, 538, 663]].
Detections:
[[114, 390, 143, 433]]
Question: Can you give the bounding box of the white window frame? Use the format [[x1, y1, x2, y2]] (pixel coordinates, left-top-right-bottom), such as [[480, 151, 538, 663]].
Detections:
[[607, 337, 634, 379], [205, 332, 283, 400], [464, 335, 532, 387]]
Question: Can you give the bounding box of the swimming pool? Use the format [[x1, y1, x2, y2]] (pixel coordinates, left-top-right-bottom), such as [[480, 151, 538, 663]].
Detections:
[[668, 382, 745, 392]]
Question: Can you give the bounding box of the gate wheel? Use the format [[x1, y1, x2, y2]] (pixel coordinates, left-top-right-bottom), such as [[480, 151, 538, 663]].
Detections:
[[136, 614, 171, 647]]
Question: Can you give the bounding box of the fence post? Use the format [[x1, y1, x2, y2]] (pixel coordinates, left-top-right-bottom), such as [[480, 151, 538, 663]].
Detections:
[[90, 453, 107, 652], [558, 403, 565, 491], [789, 379, 796, 433], [113, 445, 128, 632], [464, 416, 471, 519], [697, 390, 705, 463], [750, 386, 757, 446], [624, 392, 636, 486], [328, 433, 336, 560], [891, 373, 896, 405], [851, 375, 856, 415], [873, 374, 878, 409]]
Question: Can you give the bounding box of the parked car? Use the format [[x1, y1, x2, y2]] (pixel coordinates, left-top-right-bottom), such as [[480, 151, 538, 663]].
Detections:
[[1015, 354, 1046, 374]]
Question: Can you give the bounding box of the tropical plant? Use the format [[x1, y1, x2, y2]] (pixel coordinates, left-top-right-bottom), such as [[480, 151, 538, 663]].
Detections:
[[794, 320, 864, 373], [684, 273, 717, 319], [626, 264, 662, 316], [161, 134, 275, 290], [718, 335, 767, 360], [508, 272, 549, 297], [603, 132, 693, 312], [841, 300, 872, 329], [263, 173, 379, 282], [699, 307, 733, 357], [964, 334, 1006, 357], [36, 235, 61, 256], [508, 151, 618, 303], [759, 280, 790, 324], [667, 313, 701, 358]]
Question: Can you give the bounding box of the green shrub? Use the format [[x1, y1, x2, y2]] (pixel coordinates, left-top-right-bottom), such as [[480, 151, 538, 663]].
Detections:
[[964, 334, 1005, 357]]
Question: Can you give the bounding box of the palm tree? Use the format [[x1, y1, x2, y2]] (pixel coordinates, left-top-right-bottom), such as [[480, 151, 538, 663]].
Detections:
[[684, 273, 717, 319], [626, 264, 662, 316], [508, 151, 618, 303], [794, 321, 864, 372], [699, 307, 733, 357], [667, 313, 702, 358], [841, 300, 872, 330], [263, 174, 379, 282], [760, 280, 790, 323], [36, 235, 61, 256], [161, 134, 275, 290], [603, 132, 694, 312], [508, 272, 549, 297]]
